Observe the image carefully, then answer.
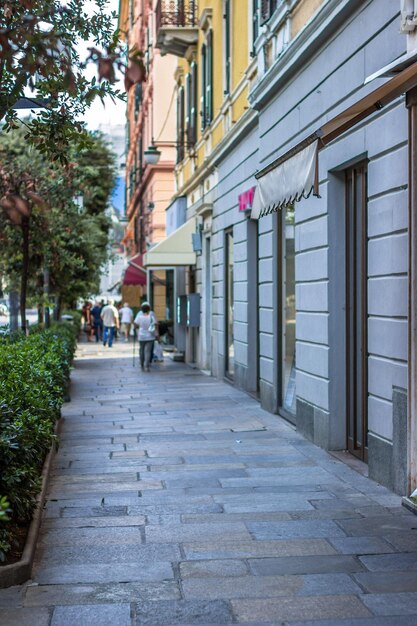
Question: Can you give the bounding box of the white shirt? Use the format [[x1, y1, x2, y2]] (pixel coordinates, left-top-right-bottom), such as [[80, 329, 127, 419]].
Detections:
[[134, 311, 157, 341], [101, 304, 119, 327], [120, 306, 133, 324]]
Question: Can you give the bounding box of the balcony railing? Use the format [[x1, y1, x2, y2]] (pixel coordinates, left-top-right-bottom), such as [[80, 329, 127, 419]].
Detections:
[[156, 0, 198, 31], [155, 1, 199, 57]]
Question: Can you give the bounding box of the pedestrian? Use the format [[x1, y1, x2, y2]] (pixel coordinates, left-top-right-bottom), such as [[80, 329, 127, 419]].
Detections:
[[81, 301, 93, 342], [134, 301, 158, 372], [119, 302, 134, 342], [91, 300, 103, 343], [100, 298, 119, 348]]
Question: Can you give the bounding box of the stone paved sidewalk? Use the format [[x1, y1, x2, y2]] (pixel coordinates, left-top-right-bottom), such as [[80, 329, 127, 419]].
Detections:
[[1, 341, 417, 625]]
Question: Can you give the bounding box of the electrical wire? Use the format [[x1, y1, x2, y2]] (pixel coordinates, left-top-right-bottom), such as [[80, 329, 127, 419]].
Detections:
[[154, 87, 176, 142]]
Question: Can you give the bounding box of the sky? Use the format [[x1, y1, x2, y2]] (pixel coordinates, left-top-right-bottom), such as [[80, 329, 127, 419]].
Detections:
[[81, 0, 126, 130]]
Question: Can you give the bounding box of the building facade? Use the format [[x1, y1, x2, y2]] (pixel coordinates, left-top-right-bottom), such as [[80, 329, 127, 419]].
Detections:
[[137, 0, 417, 498], [119, 0, 177, 316]]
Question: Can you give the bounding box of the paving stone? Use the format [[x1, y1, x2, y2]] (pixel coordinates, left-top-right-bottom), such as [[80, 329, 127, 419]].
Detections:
[[0, 585, 25, 608], [246, 520, 347, 539], [133, 599, 233, 625], [181, 512, 292, 523], [35, 542, 180, 566], [182, 573, 362, 599], [145, 522, 252, 543], [336, 517, 417, 536], [51, 603, 131, 626], [129, 502, 223, 514], [353, 571, 417, 592], [183, 538, 337, 560], [231, 595, 371, 622], [179, 559, 248, 578], [35, 561, 174, 584], [215, 495, 317, 513], [288, 617, 417, 626], [383, 531, 417, 552], [330, 536, 395, 555], [0, 608, 51, 625], [42, 515, 146, 529], [39, 526, 142, 546], [361, 592, 417, 616], [24, 581, 181, 606], [359, 552, 417, 571], [248, 554, 363, 575]]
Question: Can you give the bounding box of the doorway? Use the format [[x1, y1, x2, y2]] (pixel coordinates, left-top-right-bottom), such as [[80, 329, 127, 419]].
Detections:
[[345, 163, 368, 461]]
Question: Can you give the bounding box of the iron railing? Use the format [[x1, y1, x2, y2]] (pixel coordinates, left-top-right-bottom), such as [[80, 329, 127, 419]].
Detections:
[[155, 0, 198, 30]]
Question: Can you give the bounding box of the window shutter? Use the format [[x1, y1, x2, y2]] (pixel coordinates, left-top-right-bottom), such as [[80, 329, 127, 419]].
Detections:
[[190, 61, 198, 145], [224, 0, 231, 94], [185, 72, 191, 146], [206, 30, 213, 124], [177, 86, 185, 163], [200, 43, 207, 131], [138, 137, 143, 179], [252, 0, 260, 47]]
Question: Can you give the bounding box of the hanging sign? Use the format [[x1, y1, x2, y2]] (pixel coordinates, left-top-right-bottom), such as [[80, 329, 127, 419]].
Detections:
[[238, 186, 256, 212]]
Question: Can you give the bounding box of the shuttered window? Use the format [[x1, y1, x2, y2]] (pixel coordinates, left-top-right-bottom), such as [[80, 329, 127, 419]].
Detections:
[[252, 0, 260, 47], [186, 63, 197, 146], [261, 0, 278, 24], [224, 0, 231, 94], [206, 30, 213, 125], [177, 85, 185, 163], [200, 30, 213, 131]]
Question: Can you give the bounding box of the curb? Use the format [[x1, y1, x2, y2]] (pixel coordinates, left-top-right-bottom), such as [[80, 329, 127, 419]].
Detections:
[[0, 417, 62, 588]]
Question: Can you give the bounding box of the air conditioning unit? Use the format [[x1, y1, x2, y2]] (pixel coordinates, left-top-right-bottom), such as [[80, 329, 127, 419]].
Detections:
[[401, 0, 417, 32]]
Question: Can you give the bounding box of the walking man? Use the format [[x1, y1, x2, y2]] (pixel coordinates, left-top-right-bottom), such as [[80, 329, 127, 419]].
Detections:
[[100, 299, 119, 348], [134, 301, 158, 371], [119, 302, 134, 342]]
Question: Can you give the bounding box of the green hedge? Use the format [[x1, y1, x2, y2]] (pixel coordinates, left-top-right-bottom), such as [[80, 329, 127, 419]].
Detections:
[[0, 322, 78, 561]]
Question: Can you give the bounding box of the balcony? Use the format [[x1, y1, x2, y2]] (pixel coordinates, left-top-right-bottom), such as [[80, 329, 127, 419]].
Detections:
[[155, 0, 199, 57]]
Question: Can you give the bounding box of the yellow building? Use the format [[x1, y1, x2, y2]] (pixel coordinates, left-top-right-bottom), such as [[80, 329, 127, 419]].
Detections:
[[151, 1, 325, 367]]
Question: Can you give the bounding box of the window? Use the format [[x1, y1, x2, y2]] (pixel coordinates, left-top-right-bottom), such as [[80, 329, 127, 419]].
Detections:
[[177, 85, 185, 163], [200, 30, 213, 131], [252, 0, 260, 49], [134, 83, 142, 119], [224, 0, 231, 94], [186, 63, 197, 146], [261, 0, 278, 24]]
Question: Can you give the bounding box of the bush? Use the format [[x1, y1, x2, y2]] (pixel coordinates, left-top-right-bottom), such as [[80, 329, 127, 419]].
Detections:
[[0, 324, 77, 561]]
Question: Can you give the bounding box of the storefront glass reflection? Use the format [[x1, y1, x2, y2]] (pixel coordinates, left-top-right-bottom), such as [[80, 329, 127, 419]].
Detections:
[[226, 231, 234, 377], [282, 206, 296, 416]]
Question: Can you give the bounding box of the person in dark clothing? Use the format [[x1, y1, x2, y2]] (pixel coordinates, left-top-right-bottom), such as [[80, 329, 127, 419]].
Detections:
[[91, 300, 103, 343]]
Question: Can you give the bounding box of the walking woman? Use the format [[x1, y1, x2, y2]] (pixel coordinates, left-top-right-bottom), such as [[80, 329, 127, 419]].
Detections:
[[134, 302, 158, 372]]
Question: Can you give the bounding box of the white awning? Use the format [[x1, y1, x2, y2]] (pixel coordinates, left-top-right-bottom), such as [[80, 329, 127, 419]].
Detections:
[[144, 218, 197, 267], [251, 140, 319, 219]]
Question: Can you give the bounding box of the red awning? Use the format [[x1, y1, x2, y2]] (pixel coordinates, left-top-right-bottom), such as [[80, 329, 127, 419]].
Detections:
[[122, 254, 147, 286]]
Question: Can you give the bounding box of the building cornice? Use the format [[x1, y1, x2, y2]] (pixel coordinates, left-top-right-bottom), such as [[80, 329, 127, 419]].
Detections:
[[249, 0, 365, 110]]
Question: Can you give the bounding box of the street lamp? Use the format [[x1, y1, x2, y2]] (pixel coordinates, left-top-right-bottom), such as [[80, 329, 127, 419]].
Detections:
[[144, 143, 162, 165]]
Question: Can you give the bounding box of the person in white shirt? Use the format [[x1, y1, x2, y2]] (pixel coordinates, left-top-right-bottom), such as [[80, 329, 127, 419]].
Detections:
[[100, 299, 119, 348], [119, 302, 134, 342], [133, 301, 158, 371]]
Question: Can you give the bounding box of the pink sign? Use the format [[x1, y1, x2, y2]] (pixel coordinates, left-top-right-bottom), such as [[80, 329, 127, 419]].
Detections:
[[238, 186, 256, 212]]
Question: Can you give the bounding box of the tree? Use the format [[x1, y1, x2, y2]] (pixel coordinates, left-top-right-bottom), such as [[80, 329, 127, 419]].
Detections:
[[0, 124, 117, 327], [0, 0, 145, 163]]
